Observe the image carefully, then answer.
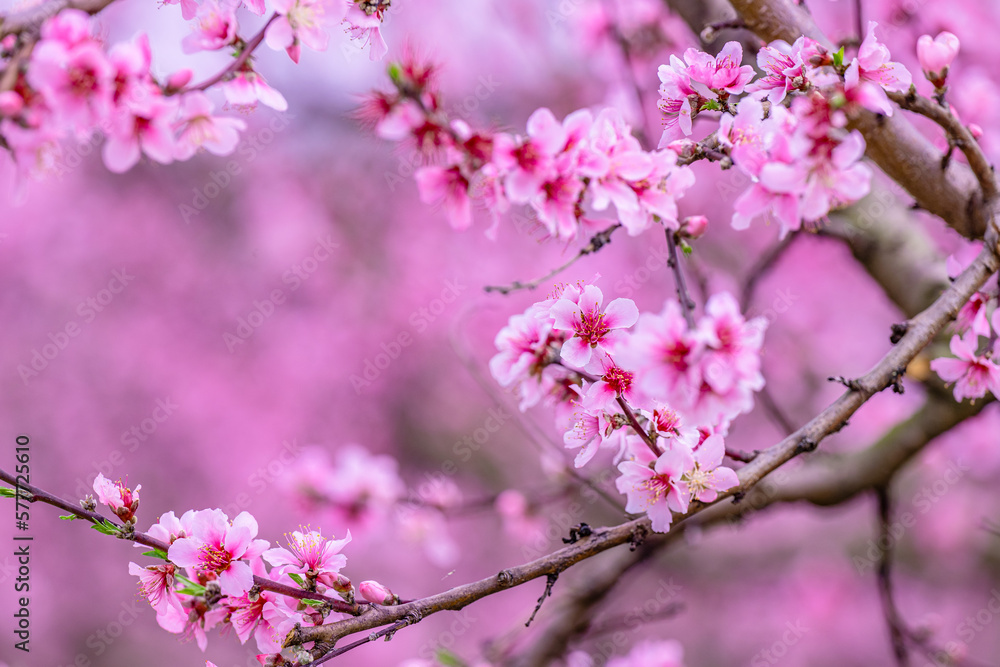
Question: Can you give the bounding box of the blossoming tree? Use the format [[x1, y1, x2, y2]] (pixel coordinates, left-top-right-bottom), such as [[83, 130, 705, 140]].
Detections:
[[1, 0, 999, 665]]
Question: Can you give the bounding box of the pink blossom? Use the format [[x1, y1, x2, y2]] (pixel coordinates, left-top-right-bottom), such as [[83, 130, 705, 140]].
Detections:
[[156, 595, 228, 651], [618, 149, 694, 235], [162, 0, 201, 20], [745, 38, 813, 103], [359, 580, 397, 605], [679, 215, 708, 239], [221, 70, 289, 111], [586, 108, 653, 215], [845, 22, 912, 116], [623, 300, 702, 408], [343, 4, 388, 61], [683, 434, 739, 502], [312, 445, 405, 530], [266, 0, 346, 62], [917, 32, 960, 81], [656, 55, 698, 144], [262, 528, 351, 587], [223, 567, 298, 654], [92, 473, 140, 522], [931, 333, 1000, 402], [800, 130, 872, 222], [173, 92, 246, 160], [182, 0, 239, 54], [102, 92, 178, 173], [684, 41, 755, 99], [616, 447, 693, 532], [955, 292, 992, 337], [550, 285, 637, 369], [28, 29, 113, 133], [167, 509, 269, 596], [531, 169, 585, 240], [493, 107, 573, 204], [107, 34, 153, 109], [143, 510, 195, 545], [415, 165, 472, 231], [129, 562, 182, 614]]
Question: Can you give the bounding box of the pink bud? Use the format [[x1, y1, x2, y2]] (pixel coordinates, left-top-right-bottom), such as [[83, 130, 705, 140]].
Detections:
[[680, 215, 708, 239], [318, 571, 352, 593], [665, 139, 697, 160], [917, 32, 959, 79], [166, 69, 194, 91], [0, 91, 24, 116], [359, 580, 397, 605], [969, 123, 984, 139]]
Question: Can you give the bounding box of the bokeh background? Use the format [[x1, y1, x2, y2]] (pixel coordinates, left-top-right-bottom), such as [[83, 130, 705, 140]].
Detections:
[[1, 0, 1000, 665]]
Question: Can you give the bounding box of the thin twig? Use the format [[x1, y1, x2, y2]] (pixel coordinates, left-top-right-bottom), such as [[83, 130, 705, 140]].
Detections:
[[485, 225, 621, 294], [875, 486, 911, 667], [666, 230, 696, 328], [180, 13, 279, 94]]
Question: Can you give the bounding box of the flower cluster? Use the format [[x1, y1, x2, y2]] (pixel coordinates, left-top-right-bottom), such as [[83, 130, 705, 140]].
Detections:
[[368, 58, 695, 241], [931, 246, 1000, 402], [0, 0, 391, 178], [490, 281, 758, 532]]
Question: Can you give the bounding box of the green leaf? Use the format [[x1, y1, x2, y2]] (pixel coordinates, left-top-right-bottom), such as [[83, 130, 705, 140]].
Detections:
[[91, 519, 121, 536], [174, 574, 206, 596], [701, 99, 721, 112], [59, 514, 80, 521], [681, 242, 693, 256], [288, 572, 306, 587], [387, 62, 402, 85], [832, 46, 845, 68], [0, 486, 16, 498], [301, 598, 326, 608], [141, 549, 169, 560], [435, 648, 468, 667]]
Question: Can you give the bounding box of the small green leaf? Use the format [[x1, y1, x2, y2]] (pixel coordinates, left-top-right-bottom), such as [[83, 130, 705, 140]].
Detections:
[[59, 514, 79, 521], [288, 572, 306, 587], [387, 62, 402, 85], [701, 99, 721, 111], [435, 648, 467, 667], [91, 519, 121, 536], [681, 242, 693, 256], [832, 46, 845, 68], [175, 574, 206, 596], [141, 549, 169, 560], [301, 598, 325, 608], [0, 487, 16, 498]]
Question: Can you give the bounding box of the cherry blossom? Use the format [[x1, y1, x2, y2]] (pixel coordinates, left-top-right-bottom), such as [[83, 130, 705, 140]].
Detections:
[[181, 0, 240, 54], [616, 446, 692, 532], [266, 0, 346, 63], [550, 284, 638, 369], [221, 69, 289, 111], [173, 92, 246, 160], [683, 41, 754, 100], [92, 473, 141, 522], [262, 528, 352, 589], [359, 579, 397, 604], [931, 333, 1000, 402], [102, 93, 178, 173], [683, 434, 739, 503], [167, 508, 270, 596], [128, 562, 182, 614], [844, 21, 913, 116]]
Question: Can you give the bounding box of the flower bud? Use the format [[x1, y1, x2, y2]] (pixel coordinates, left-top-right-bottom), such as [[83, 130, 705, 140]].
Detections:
[[359, 580, 397, 605], [0, 91, 24, 116], [318, 571, 352, 594], [665, 139, 697, 160], [917, 32, 959, 83], [166, 69, 194, 92], [679, 215, 708, 240]]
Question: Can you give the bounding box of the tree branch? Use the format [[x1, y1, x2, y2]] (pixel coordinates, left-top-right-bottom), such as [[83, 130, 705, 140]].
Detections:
[[286, 240, 999, 656]]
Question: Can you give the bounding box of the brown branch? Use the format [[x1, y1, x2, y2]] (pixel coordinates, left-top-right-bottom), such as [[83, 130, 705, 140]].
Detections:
[[888, 88, 998, 204], [181, 13, 279, 94], [286, 240, 999, 655], [0, 470, 360, 614], [875, 487, 911, 666], [666, 230, 696, 327]]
